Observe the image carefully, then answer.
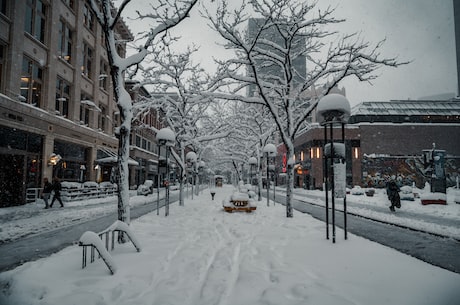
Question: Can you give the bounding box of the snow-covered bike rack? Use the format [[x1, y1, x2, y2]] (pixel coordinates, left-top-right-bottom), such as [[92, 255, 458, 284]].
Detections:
[[78, 220, 141, 275]]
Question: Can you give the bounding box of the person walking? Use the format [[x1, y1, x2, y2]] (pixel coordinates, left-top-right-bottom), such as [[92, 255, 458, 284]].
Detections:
[[50, 177, 64, 208], [41, 177, 53, 209], [386, 180, 401, 212]]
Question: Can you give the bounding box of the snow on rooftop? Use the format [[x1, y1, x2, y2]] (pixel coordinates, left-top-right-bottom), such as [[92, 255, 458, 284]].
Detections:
[[351, 100, 460, 116]]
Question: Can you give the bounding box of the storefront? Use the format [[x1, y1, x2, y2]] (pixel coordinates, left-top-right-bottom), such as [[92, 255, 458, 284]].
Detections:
[[0, 125, 43, 206], [52, 140, 89, 182]]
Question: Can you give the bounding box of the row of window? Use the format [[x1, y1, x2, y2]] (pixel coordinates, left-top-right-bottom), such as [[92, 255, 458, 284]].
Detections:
[[133, 135, 157, 154], [23, 0, 96, 43], [18, 54, 116, 132]]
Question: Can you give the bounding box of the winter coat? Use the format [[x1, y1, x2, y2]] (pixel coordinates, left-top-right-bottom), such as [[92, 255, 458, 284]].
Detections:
[[43, 182, 53, 194], [53, 181, 62, 195], [387, 181, 400, 201]]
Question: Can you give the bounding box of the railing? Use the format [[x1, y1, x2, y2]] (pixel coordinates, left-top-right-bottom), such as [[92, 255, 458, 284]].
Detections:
[[26, 188, 42, 203], [79, 220, 141, 275], [26, 182, 118, 203]]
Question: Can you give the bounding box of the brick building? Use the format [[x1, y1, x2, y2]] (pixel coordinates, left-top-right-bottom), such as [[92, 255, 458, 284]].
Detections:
[[293, 99, 460, 189]]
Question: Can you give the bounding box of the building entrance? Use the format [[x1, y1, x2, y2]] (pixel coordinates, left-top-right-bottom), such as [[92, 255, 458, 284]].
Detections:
[[0, 155, 25, 206]]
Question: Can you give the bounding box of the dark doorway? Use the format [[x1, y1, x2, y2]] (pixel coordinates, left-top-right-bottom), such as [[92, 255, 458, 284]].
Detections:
[[0, 155, 25, 206]]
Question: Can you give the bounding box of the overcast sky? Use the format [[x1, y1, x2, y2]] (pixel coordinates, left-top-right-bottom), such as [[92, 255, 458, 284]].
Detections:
[[121, 0, 457, 106]]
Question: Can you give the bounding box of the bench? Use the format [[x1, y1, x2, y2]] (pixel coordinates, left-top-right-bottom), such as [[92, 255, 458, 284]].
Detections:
[[224, 199, 257, 213], [78, 220, 141, 275]]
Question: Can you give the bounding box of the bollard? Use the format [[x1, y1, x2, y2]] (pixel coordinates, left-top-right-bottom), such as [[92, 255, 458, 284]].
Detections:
[[211, 192, 216, 200]]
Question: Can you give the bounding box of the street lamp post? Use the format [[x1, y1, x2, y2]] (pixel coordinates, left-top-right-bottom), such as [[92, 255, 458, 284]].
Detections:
[[186, 151, 197, 200], [263, 143, 276, 207], [248, 156, 257, 196], [316, 94, 350, 243], [156, 128, 176, 217], [197, 160, 205, 195]]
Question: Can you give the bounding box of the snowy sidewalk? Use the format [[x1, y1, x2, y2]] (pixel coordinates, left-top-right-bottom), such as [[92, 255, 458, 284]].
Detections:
[[1, 185, 459, 305]]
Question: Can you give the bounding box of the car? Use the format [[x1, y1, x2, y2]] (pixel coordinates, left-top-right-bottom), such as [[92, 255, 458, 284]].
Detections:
[[351, 186, 364, 195], [137, 180, 154, 196], [399, 185, 415, 201], [169, 183, 180, 191]]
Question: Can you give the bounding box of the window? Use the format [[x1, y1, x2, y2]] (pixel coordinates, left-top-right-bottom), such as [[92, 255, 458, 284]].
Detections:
[[0, 0, 8, 16], [21, 57, 43, 107], [113, 111, 119, 127], [62, 0, 74, 10], [98, 105, 106, 131], [99, 60, 109, 90], [55, 77, 71, 117], [0, 45, 4, 93], [58, 20, 73, 64], [80, 94, 92, 125], [81, 42, 93, 79], [83, 2, 95, 32], [24, 0, 47, 43]]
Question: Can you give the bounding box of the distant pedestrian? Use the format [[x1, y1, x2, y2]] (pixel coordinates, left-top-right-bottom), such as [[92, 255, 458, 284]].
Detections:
[[386, 180, 401, 212], [41, 177, 53, 209], [50, 177, 64, 208]]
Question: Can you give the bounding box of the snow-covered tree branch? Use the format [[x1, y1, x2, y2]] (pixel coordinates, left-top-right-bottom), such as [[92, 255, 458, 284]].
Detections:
[[89, 0, 197, 228], [205, 0, 408, 217]]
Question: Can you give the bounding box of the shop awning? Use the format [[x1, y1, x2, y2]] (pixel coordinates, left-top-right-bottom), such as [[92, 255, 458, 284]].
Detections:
[[96, 147, 139, 166], [95, 156, 139, 166]]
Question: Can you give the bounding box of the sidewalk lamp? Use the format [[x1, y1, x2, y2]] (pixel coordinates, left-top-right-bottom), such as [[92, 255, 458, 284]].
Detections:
[[263, 143, 276, 207], [186, 151, 197, 199], [248, 156, 257, 184], [156, 128, 176, 217], [197, 160, 206, 195], [316, 94, 350, 243], [248, 156, 258, 198]]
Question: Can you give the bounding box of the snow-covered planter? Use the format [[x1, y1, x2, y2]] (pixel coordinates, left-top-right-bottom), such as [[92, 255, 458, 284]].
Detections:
[[365, 188, 375, 197], [222, 191, 257, 213], [420, 192, 447, 205], [399, 185, 415, 201]]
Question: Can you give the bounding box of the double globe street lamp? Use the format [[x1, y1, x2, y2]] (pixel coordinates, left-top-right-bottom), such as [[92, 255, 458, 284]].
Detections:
[[156, 128, 176, 217], [263, 143, 277, 207], [316, 94, 351, 243], [186, 151, 197, 199]]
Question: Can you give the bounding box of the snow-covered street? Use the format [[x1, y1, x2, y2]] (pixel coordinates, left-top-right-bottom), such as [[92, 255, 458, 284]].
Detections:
[[1, 185, 459, 305]]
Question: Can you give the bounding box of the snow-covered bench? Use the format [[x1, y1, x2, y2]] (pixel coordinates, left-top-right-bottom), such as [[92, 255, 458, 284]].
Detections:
[[78, 220, 141, 275]]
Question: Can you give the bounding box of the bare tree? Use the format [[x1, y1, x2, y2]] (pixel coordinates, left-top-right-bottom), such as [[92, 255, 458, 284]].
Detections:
[[134, 42, 234, 205], [205, 0, 408, 217], [89, 0, 197, 227]]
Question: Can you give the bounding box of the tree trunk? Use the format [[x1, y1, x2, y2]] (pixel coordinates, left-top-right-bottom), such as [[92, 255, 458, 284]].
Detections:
[[117, 126, 130, 224], [286, 154, 294, 218], [179, 147, 185, 206]]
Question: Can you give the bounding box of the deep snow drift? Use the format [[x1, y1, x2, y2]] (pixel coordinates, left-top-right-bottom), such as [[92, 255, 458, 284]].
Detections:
[[0, 185, 459, 305]]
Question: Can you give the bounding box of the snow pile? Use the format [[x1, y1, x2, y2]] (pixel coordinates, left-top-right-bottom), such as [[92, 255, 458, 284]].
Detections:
[[0, 185, 459, 305]]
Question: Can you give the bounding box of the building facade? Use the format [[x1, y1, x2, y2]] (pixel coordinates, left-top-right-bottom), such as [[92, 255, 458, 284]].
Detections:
[[0, 0, 135, 206], [293, 99, 460, 189]]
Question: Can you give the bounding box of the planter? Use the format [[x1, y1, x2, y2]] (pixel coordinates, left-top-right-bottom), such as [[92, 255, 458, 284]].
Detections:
[[365, 189, 375, 197]]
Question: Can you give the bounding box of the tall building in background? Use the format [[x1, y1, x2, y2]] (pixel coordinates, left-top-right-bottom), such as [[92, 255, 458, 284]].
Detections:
[[246, 18, 307, 97], [454, 0, 460, 96]]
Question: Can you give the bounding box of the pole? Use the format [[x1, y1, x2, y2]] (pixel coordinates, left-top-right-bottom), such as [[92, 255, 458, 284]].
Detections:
[[266, 153, 270, 207], [324, 125, 329, 240], [342, 123, 348, 240], [157, 145, 161, 216], [165, 146, 169, 217], [330, 123, 336, 243]]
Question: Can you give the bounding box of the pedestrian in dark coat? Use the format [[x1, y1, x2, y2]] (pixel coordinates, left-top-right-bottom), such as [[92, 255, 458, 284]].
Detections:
[[386, 180, 401, 212], [41, 177, 53, 209], [50, 177, 64, 208]]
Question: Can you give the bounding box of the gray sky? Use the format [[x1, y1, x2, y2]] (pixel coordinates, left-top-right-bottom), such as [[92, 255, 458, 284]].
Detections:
[[123, 0, 457, 106]]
